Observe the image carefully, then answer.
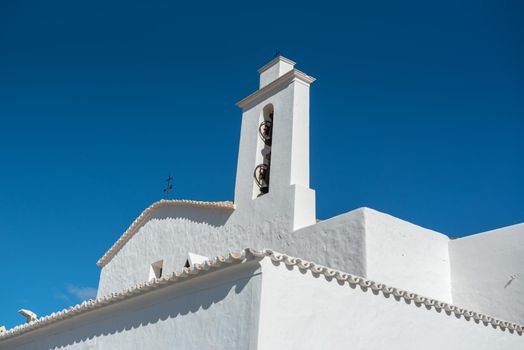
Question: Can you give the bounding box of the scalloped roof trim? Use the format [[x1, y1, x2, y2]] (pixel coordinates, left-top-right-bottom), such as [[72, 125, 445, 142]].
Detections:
[[2, 249, 522, 341], [96, 200, 235, 267]]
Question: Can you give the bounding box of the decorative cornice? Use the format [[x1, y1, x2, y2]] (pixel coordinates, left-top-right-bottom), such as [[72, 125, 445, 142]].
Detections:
[[236, 69, 316, 111], [257, 56, 296, 74], [2, 249, 522, 341], [96, 200, 235, 267]]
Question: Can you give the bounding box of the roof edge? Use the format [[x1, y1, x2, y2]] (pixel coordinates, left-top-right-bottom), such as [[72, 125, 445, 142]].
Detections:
[[96, 200, 235, 267], [2, 248, 522, 341]]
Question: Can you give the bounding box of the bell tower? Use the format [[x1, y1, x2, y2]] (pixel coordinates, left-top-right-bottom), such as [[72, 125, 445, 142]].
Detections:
[[234, 56, 316, 231]]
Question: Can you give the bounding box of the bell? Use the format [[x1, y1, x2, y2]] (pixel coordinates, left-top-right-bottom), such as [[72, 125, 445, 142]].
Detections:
[[259, 120, 273, 146]]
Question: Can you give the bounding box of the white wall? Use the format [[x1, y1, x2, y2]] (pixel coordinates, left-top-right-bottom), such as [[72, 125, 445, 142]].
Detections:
[[97, 204, 235, 297], [256, 258, 523, 350], [258, 57, 295, 88], [97, 204, 453, 304], [364, 208, 452, 302], [450, 223, 524, 324], [1, 262, 261, 350], [234, 67, 315, 231], [97, 202, 370, 298], [284, 208, 367, 277], [7, 256, 522, 350]]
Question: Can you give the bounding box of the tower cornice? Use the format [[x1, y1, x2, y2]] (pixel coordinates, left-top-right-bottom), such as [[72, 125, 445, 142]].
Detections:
[[236, 69, 316, 111], [257, 56, 296, 74]]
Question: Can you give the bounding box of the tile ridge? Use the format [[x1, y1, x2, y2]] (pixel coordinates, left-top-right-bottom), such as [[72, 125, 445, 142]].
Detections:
[[2, 248, 522, 341]]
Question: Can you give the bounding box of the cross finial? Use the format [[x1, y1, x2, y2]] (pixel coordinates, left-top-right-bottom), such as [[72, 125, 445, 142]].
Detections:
[[163, 175, 173, 199], [274, 49, 281, 58]]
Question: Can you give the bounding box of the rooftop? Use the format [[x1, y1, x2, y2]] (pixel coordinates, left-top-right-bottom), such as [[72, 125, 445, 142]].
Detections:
[[2, 248, 522, 341]]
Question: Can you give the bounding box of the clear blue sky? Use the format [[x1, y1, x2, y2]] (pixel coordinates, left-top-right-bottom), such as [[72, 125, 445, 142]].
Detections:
[[0, 0, 522, 328]]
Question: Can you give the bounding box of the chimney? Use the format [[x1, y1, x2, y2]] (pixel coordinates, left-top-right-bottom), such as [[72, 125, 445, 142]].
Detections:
[[18, 309, 38, 323]]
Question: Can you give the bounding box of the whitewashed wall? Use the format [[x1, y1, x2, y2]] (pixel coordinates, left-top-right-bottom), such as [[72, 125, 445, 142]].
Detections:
[[97, 204, 367, 297], [364, 208, 452, 302], [234, 70, 316, 231], [256, 258, 523, 350], [450, 223, 524, 324], [97, 205, 454, 306], [1, 263, 262, 350], [285, 208, 367, 277], [97, 202, 523, 324], [3, 256, 523, 349], [97, 205, 235, 297]]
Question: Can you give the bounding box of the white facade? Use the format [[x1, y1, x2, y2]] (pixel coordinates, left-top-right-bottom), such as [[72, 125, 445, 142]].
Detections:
[[1, 56, 523, 349], [1, 250, 522, 349], [450, 223, 524, 324]]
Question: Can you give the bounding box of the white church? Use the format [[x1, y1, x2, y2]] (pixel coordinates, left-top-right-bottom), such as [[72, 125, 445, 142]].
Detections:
[[1, 56, 523, 349]]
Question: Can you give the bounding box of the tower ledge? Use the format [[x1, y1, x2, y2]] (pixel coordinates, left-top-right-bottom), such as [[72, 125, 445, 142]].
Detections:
[[236, 68, 316, 110]]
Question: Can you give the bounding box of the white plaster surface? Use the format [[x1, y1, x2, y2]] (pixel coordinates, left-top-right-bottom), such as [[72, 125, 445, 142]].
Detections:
[[450, 223, 524, 324], [258, 56, 295, 88], [97, 203, 365, 298], [98, 205, 455, 304], [234, 69, 315, 229], [256, 258, 523, 350], [364, 208, 452, 302], [5, 257, 522, 350], [186, 252, 209, 266], [1, 262, 262, 350], [287, 208, 367, 277]]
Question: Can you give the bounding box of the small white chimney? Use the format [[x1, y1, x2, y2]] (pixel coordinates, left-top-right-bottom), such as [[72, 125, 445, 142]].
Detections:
[[18, 309, 37, 323]]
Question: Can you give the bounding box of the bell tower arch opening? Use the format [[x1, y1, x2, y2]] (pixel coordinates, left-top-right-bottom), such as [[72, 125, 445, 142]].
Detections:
[[253, 104, 274, 198]]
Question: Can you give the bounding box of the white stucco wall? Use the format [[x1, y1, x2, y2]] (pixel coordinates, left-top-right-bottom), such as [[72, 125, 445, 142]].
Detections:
[[256, 258, 523, 350], [364, 208, 452, 302], [450, 223, 524, 324], [98, 205, 457, 306], [258, 57, 295, 88], [97, 204, 235, 297], [234, 70, 315, 231], [285, 208, 367, 277], [5, 255, 522, 350], [1, 262, 262, 350], [97, 203, 367, 298]]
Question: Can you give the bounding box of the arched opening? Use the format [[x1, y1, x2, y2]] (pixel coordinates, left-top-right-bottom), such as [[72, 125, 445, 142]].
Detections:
[[254, 104, 273, 197]]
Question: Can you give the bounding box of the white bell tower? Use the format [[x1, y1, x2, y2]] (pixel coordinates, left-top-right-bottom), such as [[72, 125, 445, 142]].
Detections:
[[234, 56, 316, 231]]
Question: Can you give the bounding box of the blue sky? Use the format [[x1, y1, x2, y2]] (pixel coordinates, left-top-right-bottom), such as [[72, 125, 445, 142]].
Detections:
[[0, 0, 522, 328]]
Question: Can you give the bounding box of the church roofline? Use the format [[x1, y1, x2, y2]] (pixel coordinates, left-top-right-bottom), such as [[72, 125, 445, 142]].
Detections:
[[96, 200, 235, 267], [236, 68, 316, 110], [2, 248, 522, 341]]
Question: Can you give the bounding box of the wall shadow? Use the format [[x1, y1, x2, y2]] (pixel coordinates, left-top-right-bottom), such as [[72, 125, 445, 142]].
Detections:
[[148, 205, 233, 228], [18, 266, 257, 349]]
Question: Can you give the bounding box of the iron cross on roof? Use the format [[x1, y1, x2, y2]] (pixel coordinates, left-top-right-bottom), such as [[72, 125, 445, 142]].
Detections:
[[163, 175, 173, 199]]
